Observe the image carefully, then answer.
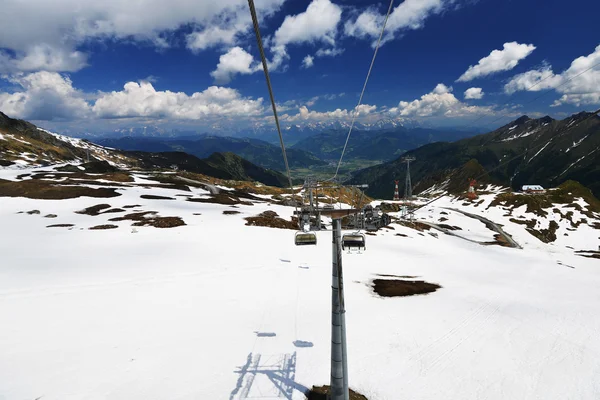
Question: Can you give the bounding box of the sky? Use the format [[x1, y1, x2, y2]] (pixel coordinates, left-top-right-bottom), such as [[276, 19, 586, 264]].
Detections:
[[0, 0, 599, 136]]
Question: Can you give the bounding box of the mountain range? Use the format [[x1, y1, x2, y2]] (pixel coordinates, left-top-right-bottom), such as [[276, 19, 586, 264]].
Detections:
[[0, 112, 290, 187], [96, 136, 326, 171], [350, 112, 600, 199]]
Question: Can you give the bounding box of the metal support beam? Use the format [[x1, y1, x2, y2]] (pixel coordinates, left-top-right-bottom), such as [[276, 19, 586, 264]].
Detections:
[[330, 218, 349, 400]]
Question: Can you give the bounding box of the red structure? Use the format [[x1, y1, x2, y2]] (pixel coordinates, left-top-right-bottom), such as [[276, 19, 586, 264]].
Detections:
[[393, 180, 400, 201], [467, 179, 478, 200]]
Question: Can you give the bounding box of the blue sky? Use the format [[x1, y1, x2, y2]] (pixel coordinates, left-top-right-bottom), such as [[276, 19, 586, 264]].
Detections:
[[0, 0, 599, 136]]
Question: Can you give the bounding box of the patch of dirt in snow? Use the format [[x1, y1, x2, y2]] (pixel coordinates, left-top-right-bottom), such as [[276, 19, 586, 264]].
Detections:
[[308, 385, 368, 400], [0, 179, 121, 200], [109, 211, 186, 229], [223, 210, 241, 215], [140, 194, 175, 200], [372, 279, 442, 297], [187, 192, 254, 206], [89, 224, 119, 230], [245, 210, 297, 230], [46, 224, 74, 228], [75, 204, 111, 216]]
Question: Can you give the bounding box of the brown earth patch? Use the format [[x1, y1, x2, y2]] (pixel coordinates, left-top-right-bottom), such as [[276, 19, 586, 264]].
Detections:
[[395, 233, 409, 237], [307, 386, 368, 400], [44, 214, 57, 218], [47, 224, 74, 228], [123, 204, 141, 209], [377, 274, 419, 279], [373, 279, 441, 297], [438, 224, 462, 231], [75, 204, 111, 216], [26, 209, 40, 215], [0, 179, 121, 199], [109, 211, 185, 228], [397, 221, 431, 231], [89, 224, 119, 230], [223, 210, 241, 215], [102, 208, 125, 214], [188, 192, 254, 206], [245, 210, 297, 230], [575, 250, 600, 259], [140, 194, 175, 200]]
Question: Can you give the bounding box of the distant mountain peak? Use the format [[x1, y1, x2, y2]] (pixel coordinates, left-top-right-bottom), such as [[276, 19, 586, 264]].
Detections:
[[514, 115, 531, 125]]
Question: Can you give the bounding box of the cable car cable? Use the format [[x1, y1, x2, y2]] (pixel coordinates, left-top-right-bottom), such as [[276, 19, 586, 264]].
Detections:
[[248, 0, 298, 215], [329, 0, 395, 182]]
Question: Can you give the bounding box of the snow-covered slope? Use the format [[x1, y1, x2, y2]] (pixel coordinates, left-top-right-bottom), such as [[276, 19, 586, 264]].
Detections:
[[1, 167, 599, 400]]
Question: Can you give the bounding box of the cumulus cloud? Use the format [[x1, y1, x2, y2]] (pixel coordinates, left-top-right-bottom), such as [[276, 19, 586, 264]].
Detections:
[[389, 83, 492, 118], [457, 42, 536, 82], [464, 87, 484, 100], [210, 46, 261, 84], [0, 71, 90, 120], [270, 0, 342, 70], [504, 44, 600, 106], [93, 81, 264, 119], [0, 0, 285, 72], [302, 55, 314, 69], [344, 0, 453, 45], [0, 45, 88, 74], [282, 103, 376, 123], [186, 27, 239, 52]]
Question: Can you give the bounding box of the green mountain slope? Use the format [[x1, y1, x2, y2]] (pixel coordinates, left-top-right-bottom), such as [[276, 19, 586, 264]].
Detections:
[[97, 135, 326, 171], [291, 127, 477, 162], [350, 112, 600, 199]]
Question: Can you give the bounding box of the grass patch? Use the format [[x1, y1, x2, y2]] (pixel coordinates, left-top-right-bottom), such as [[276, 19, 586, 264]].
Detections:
[[245, 210, 297, 230], [123, 204, 141, 209], [223, 210, 241, 215], [47, 224, 74, 228], [373, 279, 441, 297]]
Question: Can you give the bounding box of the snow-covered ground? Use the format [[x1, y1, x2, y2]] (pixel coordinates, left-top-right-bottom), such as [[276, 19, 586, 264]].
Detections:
[[1, 167, 600, 400]]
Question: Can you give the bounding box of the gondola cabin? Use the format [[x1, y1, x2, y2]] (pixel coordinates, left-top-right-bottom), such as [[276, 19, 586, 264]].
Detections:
[[295, 231, 317, 246], [342, 233, 366, 251]]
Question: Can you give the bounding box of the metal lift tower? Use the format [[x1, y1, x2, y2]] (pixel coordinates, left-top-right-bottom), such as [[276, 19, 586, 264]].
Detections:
[[402, 156, 416, 199]]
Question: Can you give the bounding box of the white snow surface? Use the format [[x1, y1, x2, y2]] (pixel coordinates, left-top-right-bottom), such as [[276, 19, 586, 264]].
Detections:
[[1, 168, 600, 400]]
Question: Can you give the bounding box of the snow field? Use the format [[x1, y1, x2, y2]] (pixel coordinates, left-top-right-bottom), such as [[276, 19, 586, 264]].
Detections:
[[1, 167, 600, 399]]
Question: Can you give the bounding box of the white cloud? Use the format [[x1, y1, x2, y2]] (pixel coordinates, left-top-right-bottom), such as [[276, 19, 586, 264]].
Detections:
[[93, 81, 264, 120], [274, 0, 341, 48], [389, 83, 492, 118], [315, 47, 344, 57], [210, 47, 261, 84], [0, 71, 90, 120], [186, 27, 239, 52], [457, 42, 536, 82], [464, 87, 484, 100], [270, 0, 342, 70], [302, 55, 314, 69], [504, 44, 600, 107], [0, 45, 88, 73], [282, 103, 376, 123], [345, 0, 452, 45], [0, 0, 285, 72]]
